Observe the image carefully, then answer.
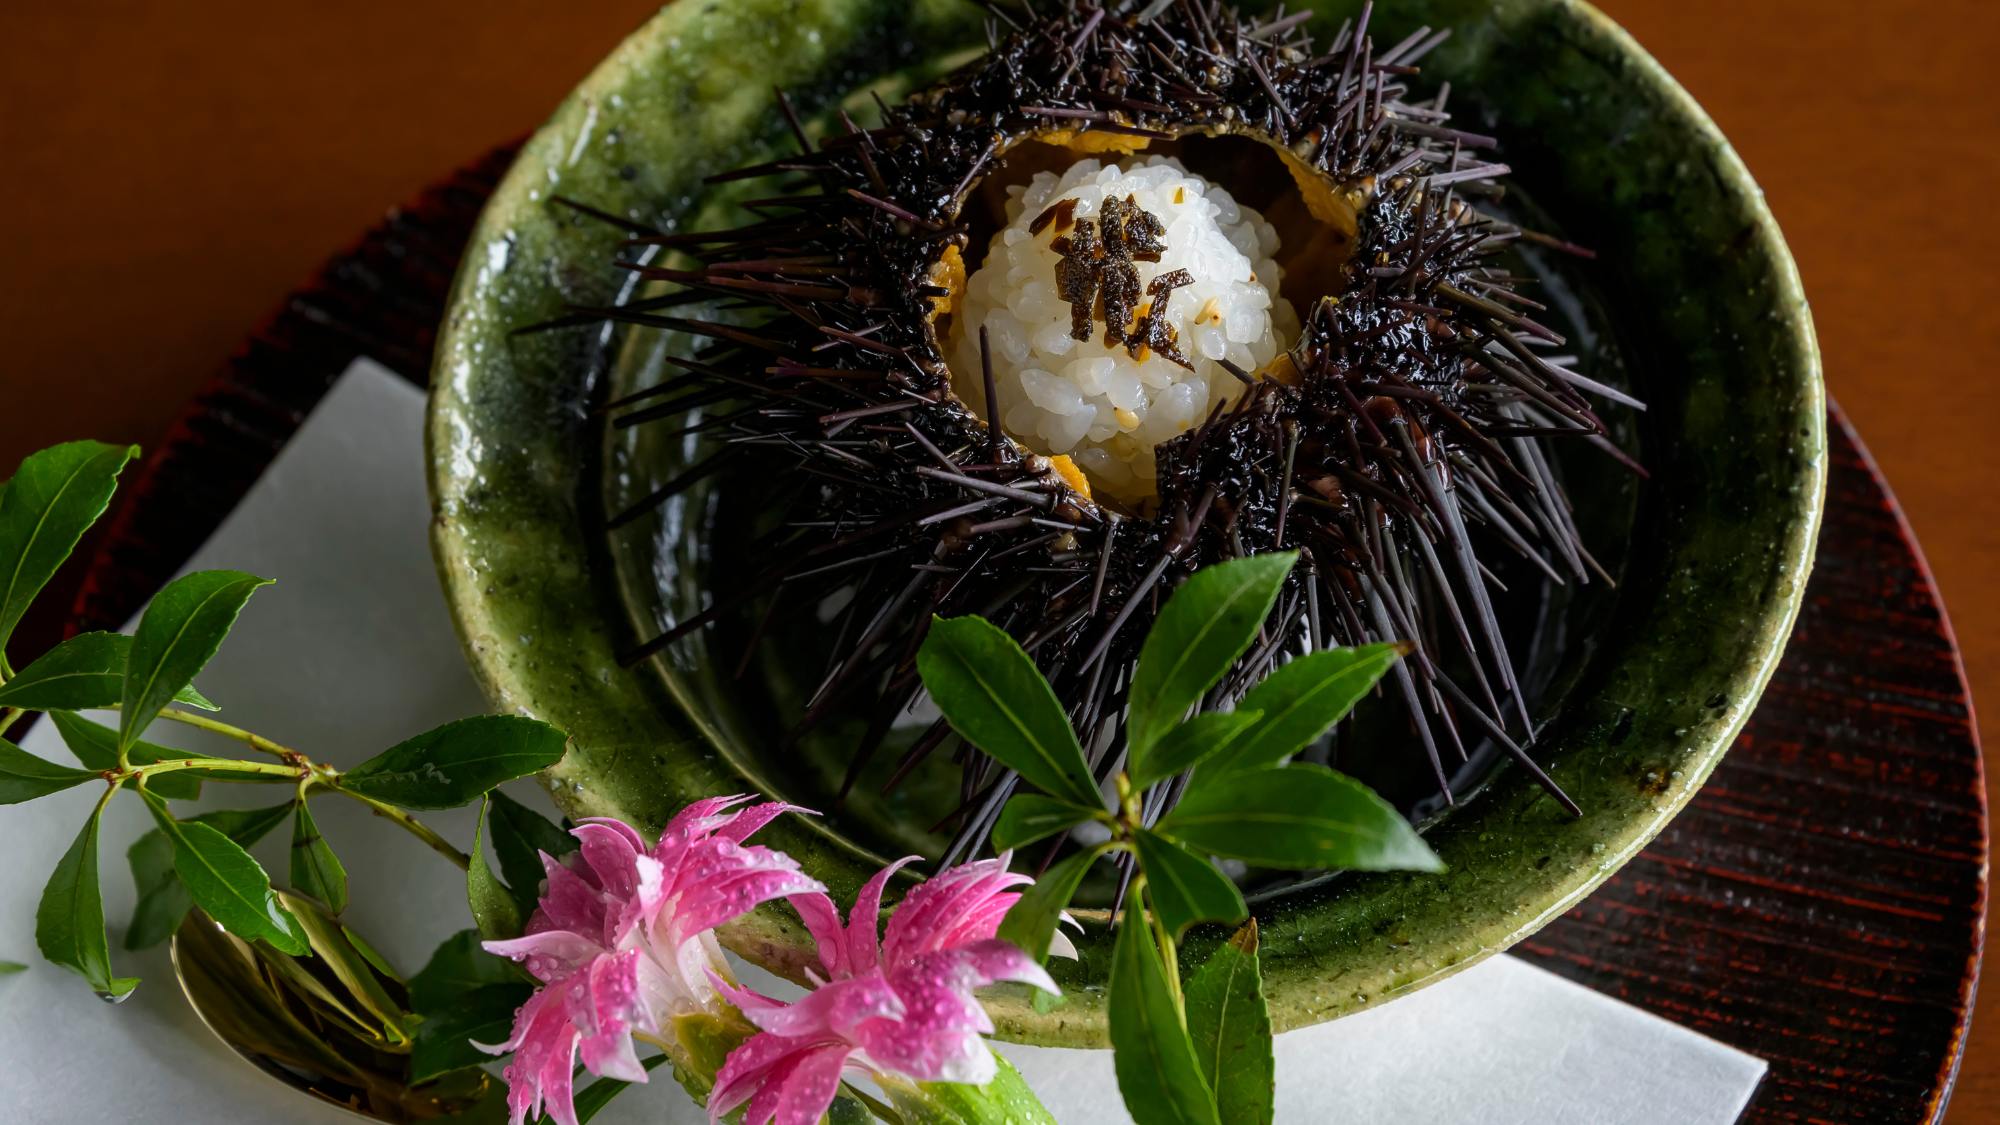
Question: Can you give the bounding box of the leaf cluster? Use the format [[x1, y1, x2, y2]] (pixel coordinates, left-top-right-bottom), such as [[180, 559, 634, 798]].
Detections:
[[0, 441, 572, 1023], [918, 552, 1442, 1123]]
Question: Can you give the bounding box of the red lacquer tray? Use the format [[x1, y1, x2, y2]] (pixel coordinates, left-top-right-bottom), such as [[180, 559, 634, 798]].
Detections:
[[68, 148, 1987, 1124]]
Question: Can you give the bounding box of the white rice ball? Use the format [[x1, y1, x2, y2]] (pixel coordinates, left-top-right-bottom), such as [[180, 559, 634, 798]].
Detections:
[[949, 156, 1300, 501]]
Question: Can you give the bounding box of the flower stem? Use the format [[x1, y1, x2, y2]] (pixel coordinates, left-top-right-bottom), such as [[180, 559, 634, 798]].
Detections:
[[1132, 878, 1183, 1014], [0, 706, 23, 740], [1110, 771, 1185, 1012], [105, 708, 471, 871], [146, 707, 297, 761], [135, 755, 302, 780], [1158, 921, 1183, 1013], [327, 785, 472, 871]]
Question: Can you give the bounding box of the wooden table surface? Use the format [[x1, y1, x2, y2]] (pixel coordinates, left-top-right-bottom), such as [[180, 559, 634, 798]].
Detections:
[[1, 0, 1991, 1117]]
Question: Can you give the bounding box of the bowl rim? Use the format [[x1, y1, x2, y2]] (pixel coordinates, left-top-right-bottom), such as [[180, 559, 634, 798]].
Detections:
[[427, 0, 1825, 1046]]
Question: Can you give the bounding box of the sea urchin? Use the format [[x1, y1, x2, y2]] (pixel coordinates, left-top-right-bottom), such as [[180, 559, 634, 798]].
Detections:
[[548, 0, 1641, 862]]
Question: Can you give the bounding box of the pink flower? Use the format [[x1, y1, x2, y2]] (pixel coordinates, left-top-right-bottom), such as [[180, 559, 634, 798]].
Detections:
[[708, 856, 1059, 1125], [479, 796, 822, 1125]]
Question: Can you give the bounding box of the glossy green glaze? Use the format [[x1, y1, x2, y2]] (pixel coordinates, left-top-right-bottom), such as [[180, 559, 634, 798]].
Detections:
[[428, 0, 1823, 1046]]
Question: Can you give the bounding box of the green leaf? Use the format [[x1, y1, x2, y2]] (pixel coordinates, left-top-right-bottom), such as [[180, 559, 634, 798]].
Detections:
[[916, 615, 1098, 808], [289, 801, 348, 913], [468, 797, 524, 940], [1127, 553, 1297, 759], [409, 929, 525, 1012], [1201, 644, 1403, 777], [0, 961, 24, 975], [0, 441, 137, 650], [991, 794, 1100, 852], [1159, 765, 1443, 873], [120, 570, 271, 753], [123, 801, 293, 950], [1133, 828, 1247, 940], [0, 737, 99, 804], [489, 790, 573, 856], [340, 716, 569, 810], [165, 818, 306, 954], [1129, 710, 1261, 790], [997, 844, 1104, 965], [890, 1055, 1058, 1125], [411, 982, 529, 1081], [0, 632, 216, 712], [188, 801, 296, 847], [1184, 921, 1274, 1125], [144, 795, 305, 954], [123, 829, 190, 951], [49, 711, 201, 801], [487, 789, 573, 918], [35, 803, 137, 999], [341, 923, 400, 981], [274, 891, 411, 1043], [1109, 912, 1218, 1125]]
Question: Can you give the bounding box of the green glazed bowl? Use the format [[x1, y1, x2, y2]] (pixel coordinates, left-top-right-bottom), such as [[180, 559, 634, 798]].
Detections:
[[427, 0, 1823, 1046]]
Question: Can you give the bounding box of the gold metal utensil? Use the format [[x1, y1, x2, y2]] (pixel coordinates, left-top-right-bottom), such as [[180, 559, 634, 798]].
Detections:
[[170, 892, 503, 1123]]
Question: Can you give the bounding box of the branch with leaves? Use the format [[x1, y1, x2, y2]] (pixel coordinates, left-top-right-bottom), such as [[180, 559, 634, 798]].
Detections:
[[0, 441, 571, 1104], [918, 551, 1442, 1125]]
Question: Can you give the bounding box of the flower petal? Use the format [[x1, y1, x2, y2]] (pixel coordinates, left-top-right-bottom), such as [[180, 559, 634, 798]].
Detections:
[[573, 950, 650, 1082], [573, 816, 649, 854], [1047, 921, 1080, 961], [881, 858, 1030, 963], [493, 982, 581, 1125], [484, 929, 603, 984], [665, 794, 757, 840], [788, 891, 848, 978], [671, 852, 825, 938], [572, 821, 648, 901], [926, 1037, 1000, 1087], [746, 1042, 852, 1125], [847, 856, 921, 973], [944, 937, 1060, 996], [708, 973, 790, 1022], [715, 969, 905, 1040], [852, 967, 996, 1084], [531, 853, 607, 939], [712, 1033, 832, 1123], [715, 800, 816, 844], [535, 1029, 580, 1125]]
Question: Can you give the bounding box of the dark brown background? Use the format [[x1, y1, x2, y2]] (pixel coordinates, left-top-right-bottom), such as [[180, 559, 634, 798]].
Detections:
[[0, 1, 1992, 1117]]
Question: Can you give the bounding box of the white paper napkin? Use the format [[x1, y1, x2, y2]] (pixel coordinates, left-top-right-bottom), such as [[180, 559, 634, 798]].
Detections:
[[0, 360, 1766, 1123]]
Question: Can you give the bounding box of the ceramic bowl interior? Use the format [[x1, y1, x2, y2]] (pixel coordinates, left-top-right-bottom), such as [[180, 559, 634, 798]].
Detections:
[[428, 0, 1823, 1046]]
